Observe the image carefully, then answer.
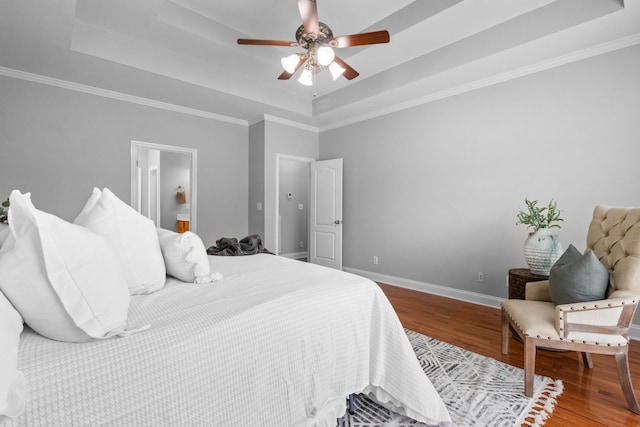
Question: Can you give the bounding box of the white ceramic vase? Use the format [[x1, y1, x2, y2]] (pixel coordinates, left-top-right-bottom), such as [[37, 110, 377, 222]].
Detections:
[[523, 228, 563, 276]]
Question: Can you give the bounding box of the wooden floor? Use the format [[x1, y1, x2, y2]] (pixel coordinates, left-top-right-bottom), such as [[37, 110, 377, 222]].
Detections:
[[378, 283, 640, 427]]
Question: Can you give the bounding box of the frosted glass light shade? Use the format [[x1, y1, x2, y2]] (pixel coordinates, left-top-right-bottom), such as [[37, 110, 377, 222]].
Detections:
[[298, 68, 313, 86], [281, 54, 300, 73], [316, 46, 335, 66], [329, 62, 345, 80]]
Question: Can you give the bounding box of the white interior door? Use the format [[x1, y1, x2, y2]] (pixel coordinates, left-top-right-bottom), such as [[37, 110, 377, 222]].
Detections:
[[309, 158, 343, 270], [148, 166, 160, 226]]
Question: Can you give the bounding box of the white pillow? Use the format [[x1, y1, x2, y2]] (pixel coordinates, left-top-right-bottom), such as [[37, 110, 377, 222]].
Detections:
[[0, 223, 10, 249], [156, 228, 222, 283], [0, 291, 25, 418], [75, 188, 166, 295], [0, 190, 131, 342]]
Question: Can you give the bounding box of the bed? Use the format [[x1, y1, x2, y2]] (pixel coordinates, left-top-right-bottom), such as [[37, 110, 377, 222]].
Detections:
[[0, 189, 451, 426], [1, 254, 450, 426]]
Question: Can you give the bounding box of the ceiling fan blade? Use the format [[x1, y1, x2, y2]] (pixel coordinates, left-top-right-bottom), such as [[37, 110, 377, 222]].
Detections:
[[330, 30, 390, 48], [237, 38, 297, 47], [278, 57, 307, 80], [297, 0, 320, 38], [333, 56, 359, 80]]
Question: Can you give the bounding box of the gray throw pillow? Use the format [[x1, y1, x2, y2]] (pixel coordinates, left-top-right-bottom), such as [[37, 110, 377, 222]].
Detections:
[[549, 244, 609, 305]]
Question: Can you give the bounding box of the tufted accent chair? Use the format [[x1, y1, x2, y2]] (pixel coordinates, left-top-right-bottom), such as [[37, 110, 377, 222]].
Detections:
[[502, 205, 640, 414]]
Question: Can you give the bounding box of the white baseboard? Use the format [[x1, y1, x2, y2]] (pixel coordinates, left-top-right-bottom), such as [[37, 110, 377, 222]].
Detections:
[[344, 267, 640, 341], [280, 251, 308, 260]]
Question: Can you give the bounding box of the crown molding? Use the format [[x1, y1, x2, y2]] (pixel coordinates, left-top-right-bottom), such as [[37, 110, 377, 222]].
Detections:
[[3, 32, 638, 133], [320, 33, 640, 132], [248, 114, 319, 133], [0, 66, 248, 126]]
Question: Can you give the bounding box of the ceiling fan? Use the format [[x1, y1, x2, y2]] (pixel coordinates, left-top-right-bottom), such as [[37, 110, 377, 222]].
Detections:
[[237, 0, 390, 86]]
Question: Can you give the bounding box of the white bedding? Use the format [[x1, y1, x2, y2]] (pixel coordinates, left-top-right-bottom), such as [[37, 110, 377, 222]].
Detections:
[[2, 254, 450, 426]]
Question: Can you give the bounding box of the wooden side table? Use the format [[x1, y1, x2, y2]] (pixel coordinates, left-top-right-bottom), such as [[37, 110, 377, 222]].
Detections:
[[508, 268, 549, 300]]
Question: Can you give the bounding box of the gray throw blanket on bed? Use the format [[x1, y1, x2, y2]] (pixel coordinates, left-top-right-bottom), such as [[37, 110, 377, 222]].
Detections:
[[207, 234, 274, 256]]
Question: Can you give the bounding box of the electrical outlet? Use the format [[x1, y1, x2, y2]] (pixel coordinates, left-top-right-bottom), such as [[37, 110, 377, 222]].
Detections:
[[373, 256, 379, 265], [299, 241, 304, 248], [477, 272, 485, 283]]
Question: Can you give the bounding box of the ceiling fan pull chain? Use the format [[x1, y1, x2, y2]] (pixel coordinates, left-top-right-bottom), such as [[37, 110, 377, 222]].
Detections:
[[313, 67, 317, 98]]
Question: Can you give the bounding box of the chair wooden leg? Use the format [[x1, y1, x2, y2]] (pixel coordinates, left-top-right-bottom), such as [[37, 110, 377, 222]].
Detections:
[[615, 352, 640, 414], [501, 308, 509, 355], [580, 352, 594, 368], [524, 337, 536, 397]]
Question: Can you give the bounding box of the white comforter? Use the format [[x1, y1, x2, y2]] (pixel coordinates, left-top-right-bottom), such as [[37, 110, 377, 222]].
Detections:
[[3, 255, 450, 426]]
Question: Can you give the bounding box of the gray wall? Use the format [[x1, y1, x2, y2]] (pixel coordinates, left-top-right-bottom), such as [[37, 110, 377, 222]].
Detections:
[[255, 119, 319, 253], [2, 43, 639, 320], [248, 121, 266, 239], [0, 76, 248, 247], [320, 44, 640, 299], [279, 158, 309, 255]]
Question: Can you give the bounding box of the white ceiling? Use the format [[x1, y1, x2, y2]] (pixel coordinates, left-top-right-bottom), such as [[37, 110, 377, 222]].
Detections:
[[1, 0, 639, 129]]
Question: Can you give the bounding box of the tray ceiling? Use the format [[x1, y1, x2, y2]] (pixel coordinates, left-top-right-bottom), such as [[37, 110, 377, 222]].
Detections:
[[0, 0, 638, 129]]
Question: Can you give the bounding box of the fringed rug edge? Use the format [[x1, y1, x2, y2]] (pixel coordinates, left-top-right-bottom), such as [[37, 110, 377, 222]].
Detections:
[[518, 378, 564, 427]]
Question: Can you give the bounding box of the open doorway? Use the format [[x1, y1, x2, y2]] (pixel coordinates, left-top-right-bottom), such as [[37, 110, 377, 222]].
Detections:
[[276, 154, 313, 260], [275, 155, 343, 270], [131, 141, 197, 233]]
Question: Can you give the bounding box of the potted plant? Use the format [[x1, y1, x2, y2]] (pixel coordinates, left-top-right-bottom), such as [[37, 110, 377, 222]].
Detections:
[[516, 198, 564, 276]]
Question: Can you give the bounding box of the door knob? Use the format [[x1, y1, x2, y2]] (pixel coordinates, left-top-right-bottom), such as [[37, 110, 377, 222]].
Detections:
[[334, 220, 342, 225]]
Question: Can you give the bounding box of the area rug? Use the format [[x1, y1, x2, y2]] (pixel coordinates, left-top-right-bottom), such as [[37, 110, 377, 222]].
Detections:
[[337, 329, 563, 427]]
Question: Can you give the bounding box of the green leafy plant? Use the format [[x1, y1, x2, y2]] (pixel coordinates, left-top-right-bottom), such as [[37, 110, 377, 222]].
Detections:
[[516, 198, 563, 232], [0, 198, 8, 224]]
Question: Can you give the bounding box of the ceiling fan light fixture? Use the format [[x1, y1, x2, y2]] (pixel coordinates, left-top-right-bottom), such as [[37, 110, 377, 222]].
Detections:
[[329, 62, 345, 80], [298, 68, 313, 86], [236, 0, 390, 84], [316, 45, 335, 67], [281, 54, 300, 73]]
